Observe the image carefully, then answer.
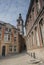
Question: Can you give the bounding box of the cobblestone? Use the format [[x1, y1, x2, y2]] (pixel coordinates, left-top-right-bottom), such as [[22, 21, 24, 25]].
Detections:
[[0, 52, 44, 65]]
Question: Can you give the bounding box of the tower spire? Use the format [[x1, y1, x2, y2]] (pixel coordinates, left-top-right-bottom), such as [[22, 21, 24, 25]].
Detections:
[[17, 13, 24, 35], [19, 13, 21, 19]]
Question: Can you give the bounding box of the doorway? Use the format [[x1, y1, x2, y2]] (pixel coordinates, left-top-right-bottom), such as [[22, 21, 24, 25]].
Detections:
[[2, 46, 5, 56]]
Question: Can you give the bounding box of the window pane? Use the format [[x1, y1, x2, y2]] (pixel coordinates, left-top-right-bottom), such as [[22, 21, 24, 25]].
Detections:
[[0, 34, 1, 40], [4, 34, 8, 42], [14, 46, 16, 51], [9, 29, 11, 32], [9, 46, 12, 51], [8, 35, 10, 41]]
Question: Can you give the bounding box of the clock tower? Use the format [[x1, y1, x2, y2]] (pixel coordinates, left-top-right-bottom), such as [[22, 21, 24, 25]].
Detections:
[[17, 14, 24, 35]]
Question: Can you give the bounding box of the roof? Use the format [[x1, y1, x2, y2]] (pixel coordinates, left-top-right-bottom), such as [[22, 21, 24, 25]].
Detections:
[[0, 20, 17, 29]]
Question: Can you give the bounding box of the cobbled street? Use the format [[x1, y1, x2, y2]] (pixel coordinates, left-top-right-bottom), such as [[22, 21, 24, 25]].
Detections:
[[0, 52, 44, 65]]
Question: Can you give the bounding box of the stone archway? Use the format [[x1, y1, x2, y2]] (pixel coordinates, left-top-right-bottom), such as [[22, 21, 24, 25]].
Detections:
[[2, 46, 6, 56], [23, 43, 27, 51]]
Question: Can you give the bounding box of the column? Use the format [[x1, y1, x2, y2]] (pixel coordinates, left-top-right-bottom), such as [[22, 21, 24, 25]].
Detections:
[[38, 23, 43, 47]]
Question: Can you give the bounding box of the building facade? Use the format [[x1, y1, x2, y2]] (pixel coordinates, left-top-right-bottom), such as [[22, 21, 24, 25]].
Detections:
[[18, 35, 26, 52], [25, 0, 44, 60], [0, 21, 23, 56], [0, 13, 25, 56], [17, 14, 26, 52]]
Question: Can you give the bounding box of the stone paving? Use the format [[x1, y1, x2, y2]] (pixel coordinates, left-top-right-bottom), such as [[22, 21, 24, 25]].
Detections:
[[0, 52, 44, 65]]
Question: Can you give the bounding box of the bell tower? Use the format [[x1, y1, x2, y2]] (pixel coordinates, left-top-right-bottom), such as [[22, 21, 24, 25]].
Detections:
[[17, 14, 24, 35]]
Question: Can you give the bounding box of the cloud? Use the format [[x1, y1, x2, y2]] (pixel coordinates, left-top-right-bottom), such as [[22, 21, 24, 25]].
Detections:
[[0, 0, 30, 26]]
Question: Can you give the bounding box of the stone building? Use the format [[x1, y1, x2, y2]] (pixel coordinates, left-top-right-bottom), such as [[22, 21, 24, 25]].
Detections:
[[0, 14, 25, 56], [0, 21, 20, 56], [18, 35, 26, 52], [17, 14, 24, 35], [25, 0, 44, 60], [17, 14, 26, 52]]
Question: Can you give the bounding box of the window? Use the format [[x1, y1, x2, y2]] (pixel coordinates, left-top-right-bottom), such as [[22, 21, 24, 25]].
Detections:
[[14, 39, 16, 41], [36, 0, 40, 13], [32, 7, 34, 20], [9, 46, 12, 51], [14, 30, 16, 34], [0, 34, 1, 40], [14, 37, 16, 41], [5, 28, 8, 33], [14, 48, 16, 51], [30, 15, 31, 19], [0, 25, 2, 30], [29, 15, 32, 21], [0, 27, 1, 30], [32, 8, 34, 12], [0, 27, 2, 40], [9, 29, 11, 32], [8, 34, 10, 41], [4, 34, 8, 42], [5, 28, 11, 32], [14, 46, 16, 51], [0, 26, 2, 34], [5, 28, 8, 31], [18, 29, 20, 31], [4, 34, 11, 42]]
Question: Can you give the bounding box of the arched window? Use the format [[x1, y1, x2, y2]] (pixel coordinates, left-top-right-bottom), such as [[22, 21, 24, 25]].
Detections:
[[36, 0, 40, 13]]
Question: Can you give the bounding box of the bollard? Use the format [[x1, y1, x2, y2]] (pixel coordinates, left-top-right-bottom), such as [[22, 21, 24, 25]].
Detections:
[[33, 52, 36, 58], [31, 53, 32, 57]]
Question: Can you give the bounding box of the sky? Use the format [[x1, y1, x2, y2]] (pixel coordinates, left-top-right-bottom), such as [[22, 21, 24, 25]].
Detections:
[[0, 0, 30, 27]]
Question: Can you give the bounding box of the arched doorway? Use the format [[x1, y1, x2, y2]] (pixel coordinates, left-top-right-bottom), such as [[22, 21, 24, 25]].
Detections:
[[22, 43, 27, 51], [2, 46, 5, 56], [19, 43, 27, 53], [23, 43, 27, 51]]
